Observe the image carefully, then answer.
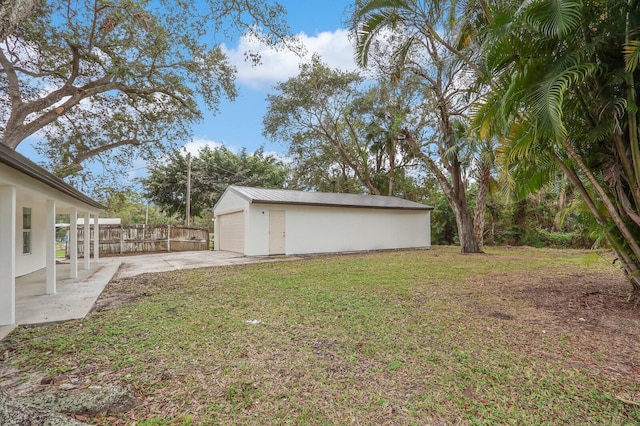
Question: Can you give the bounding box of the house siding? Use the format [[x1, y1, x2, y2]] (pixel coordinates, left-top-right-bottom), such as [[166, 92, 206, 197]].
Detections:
[[14, 196, 47, 277], [0, 145, 103, 326]]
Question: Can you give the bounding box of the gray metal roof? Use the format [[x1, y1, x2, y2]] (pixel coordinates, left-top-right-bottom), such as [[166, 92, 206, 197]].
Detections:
[[227, 186, 434, 210], [0, 143, 105, 210]]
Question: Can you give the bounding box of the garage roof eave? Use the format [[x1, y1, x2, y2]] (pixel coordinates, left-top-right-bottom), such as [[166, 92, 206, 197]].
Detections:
[[250, 199, 433, 211], [223, 185, 434, 211]]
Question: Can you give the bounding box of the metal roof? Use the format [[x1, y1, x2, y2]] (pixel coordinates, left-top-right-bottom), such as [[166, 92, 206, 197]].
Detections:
[[0, 143, 105, 210], [226, 186, 434, 211]]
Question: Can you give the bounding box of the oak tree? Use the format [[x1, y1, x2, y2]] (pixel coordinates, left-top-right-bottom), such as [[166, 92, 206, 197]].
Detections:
[[264, 57, 425, 197], [0, 0, 290, 180]]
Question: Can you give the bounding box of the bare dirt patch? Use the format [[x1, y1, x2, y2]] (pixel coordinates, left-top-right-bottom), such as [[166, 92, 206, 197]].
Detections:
[[463, 265, 640, 386]]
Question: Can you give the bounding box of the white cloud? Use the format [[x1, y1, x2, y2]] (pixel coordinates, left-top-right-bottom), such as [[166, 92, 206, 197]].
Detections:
[[223, 29, 359, 90], [262, 150, 292, 165], [183, 138, 291, 163], [183, 137, 226, 156]]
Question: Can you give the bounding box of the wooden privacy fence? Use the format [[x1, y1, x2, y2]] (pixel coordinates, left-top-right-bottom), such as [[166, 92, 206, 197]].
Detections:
[[70, 224, 210, 256]]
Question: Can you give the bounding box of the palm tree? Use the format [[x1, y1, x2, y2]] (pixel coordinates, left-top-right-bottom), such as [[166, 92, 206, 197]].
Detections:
[[350, 0, 493, 253], [473, 0, 640, 292]]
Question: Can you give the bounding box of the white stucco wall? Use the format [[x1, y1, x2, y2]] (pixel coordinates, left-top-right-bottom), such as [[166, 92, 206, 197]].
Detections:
[[14, 196, 47, 277], [244, 205, 270, 256], [0, 164, 101, 277], [244, 203, 431, 256]]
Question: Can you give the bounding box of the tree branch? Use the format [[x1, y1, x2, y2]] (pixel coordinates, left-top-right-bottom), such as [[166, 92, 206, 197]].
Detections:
[[0, 47, 21, 108]]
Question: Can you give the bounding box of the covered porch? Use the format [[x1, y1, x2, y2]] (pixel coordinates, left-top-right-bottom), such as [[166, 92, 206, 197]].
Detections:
[[0, 144, 106, 328], [0, 258, 122, 340]]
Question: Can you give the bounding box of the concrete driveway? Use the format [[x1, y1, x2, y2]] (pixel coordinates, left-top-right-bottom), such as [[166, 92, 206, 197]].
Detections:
[[113, 250, 285, 279], [0, 251, 298, 340]]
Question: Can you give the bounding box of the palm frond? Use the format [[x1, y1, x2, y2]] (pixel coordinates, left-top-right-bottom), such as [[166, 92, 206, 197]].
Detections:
[[392, 34, 418, 69], [499, 120, 539, 164], [529, 58, 596, 141], [522, 0, 582, 38], [354, 0, 409, 17], [352, 0, 409, 67], [624, 40, 640, 73], [471, 88, 510, 140]]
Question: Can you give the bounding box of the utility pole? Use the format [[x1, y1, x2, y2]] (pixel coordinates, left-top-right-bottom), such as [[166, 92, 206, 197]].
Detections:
[[185, 151, 192, 227]]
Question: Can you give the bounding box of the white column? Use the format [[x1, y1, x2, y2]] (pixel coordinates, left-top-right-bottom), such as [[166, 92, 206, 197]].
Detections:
[[0, 186, 16, 325], [83, 211, 90, 270], [46, 200, 56, 294], [69, 208, 78, 279], [93, 213, 99, 262]]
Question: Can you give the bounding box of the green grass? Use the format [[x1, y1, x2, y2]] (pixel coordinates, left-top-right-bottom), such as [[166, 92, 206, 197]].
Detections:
[[1, 246, 639, 425], [56, 242, 66, 258]]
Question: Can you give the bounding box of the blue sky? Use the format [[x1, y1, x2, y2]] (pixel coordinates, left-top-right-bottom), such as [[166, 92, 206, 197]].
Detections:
[[187, 0, 358, 160], [15, 1, 359, 183]]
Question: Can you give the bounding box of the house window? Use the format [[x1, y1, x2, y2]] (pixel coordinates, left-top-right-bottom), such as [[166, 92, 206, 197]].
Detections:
[[23, 207, 31, 255]]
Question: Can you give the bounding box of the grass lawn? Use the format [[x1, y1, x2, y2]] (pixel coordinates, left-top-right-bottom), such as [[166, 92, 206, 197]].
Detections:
[[56, 241, 66, 259], [1, 246, 640, 424]]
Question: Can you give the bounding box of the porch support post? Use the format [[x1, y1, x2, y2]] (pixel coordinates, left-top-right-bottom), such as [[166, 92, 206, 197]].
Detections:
[[83, 211, 90, 270], [0, 186, 16, 325], [69, 208, 78, 279], [46, 199, 56, 294], [93, 212, 99, 262]]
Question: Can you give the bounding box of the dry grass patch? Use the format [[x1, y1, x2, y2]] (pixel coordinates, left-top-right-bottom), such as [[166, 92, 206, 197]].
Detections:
[[1, 246, 639, 425]]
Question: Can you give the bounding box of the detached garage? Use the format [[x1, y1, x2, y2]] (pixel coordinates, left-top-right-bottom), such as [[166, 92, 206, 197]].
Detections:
[[213, 186, 433, 256]]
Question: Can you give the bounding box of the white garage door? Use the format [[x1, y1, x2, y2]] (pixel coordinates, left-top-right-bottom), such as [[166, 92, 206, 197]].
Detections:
[[218, 211, 245, 254]]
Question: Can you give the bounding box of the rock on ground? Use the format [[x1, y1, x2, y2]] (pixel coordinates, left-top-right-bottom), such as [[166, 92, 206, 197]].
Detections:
[[0, 387, 86, 426], [18, 384, 139, 416]]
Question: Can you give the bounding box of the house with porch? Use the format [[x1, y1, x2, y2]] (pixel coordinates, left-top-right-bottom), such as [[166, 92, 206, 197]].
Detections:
[[0, 144, 104, 327]]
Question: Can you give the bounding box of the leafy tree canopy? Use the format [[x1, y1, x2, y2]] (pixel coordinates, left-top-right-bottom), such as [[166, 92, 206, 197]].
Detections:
[[0, 0, 291, 183], [141, 144, 287, 220], [349, 0, 491, 253], [100, 187, 175, 225], [264, 56, 428, 199], [473, 0, 640, 291]]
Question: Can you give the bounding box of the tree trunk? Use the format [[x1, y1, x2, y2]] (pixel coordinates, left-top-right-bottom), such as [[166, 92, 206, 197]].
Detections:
[[552, 150, 640, 293], [404, 133, 483, 253], [454, 202, 481, 253], [563, 139, 640, 263], [0, 0, 42, 40], [607, 235, 640, 293], [448, 158, 483, 254], [473, 162, 490, 249]]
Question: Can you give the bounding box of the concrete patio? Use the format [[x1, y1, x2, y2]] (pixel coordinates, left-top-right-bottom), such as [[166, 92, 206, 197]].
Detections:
[[0, 258, 122, 340], [0, 251, 298, 341]]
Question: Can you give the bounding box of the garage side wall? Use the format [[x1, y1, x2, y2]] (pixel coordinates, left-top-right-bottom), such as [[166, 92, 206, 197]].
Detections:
[[246, 203, 430, 256]]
